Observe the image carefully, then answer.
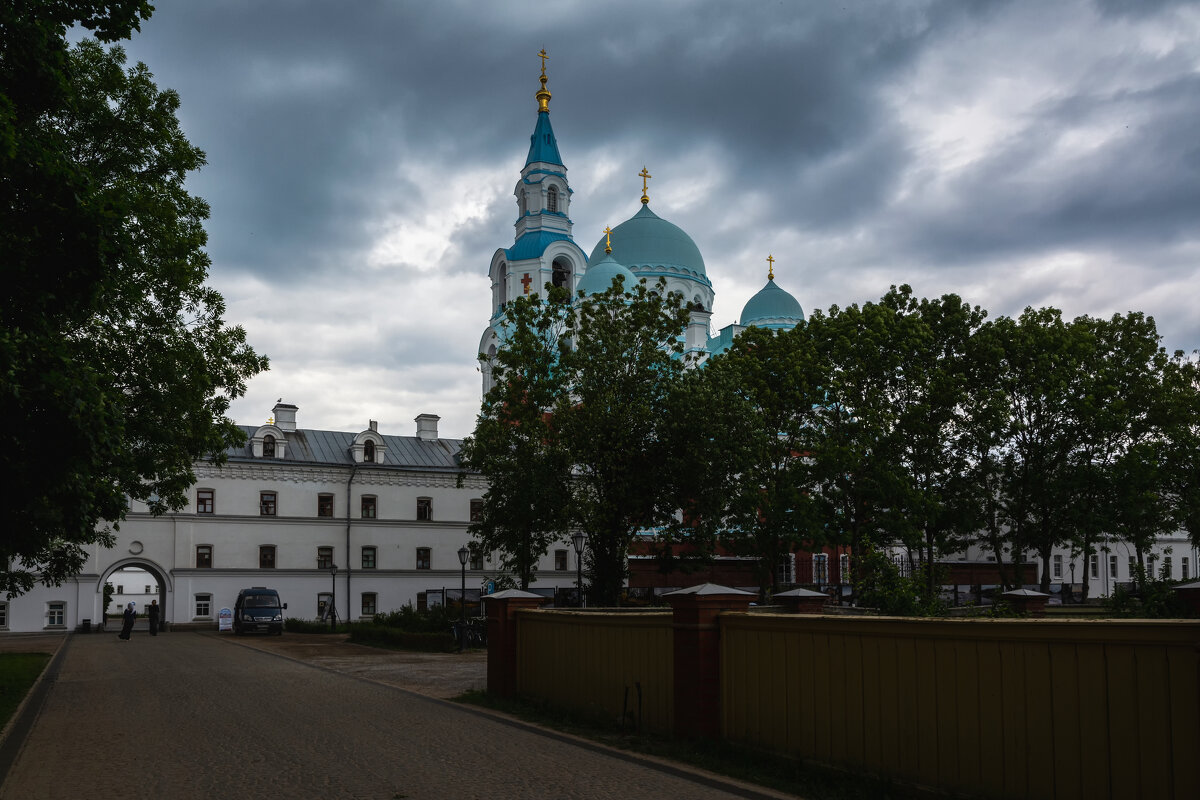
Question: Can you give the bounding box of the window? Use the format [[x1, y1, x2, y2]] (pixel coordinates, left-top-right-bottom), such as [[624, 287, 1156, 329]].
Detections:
[[1052, 554, 1063, 579], [470, 499, 484, 522], [554, 550, 568, 571], [260, 491, 277, 516], [1089, 554, 1099, 579], [361, 593, 377, 616], [1109, 554, 1118, 579], [194, 594, 212, 618], [263, 434, 276, 458], [1183, 557, 1190, 581], [317, 593, 332, 619], [317, 494, 334, 517], [1163, 556, 1172, 580], [417, 497, 432, 521], [416, 547, 431, 570], [0, 601, 7, 629], [196, 489, 214, 514], [470, 552, 483, 571], [840, 553, 851, 583], [317, 546, 333, 570], [361, 496, 377, 519], [1129, 556, 1136, 578], [813, 554, 829, 586], [117, 584, 124, 594], [196, 545, 212, 568], [144, 585, 150, 594], [363, 440, 375, 463], [552, 259, 570, 289], [46, 602, 65, 627], [547, 184, 558, 212], [361, 547, 377, 569], [259, 545, 276, 569]]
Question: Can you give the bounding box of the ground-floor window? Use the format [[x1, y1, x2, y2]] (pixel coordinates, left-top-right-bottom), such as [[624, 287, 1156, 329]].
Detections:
[[194, 593, 212, 618], [317, 592, 333, 620], [1184, 557, 1191, 581], [0, 601, 7, 629], [361, 593, 377, 616], [813, 553, 829, 586], [46, 601, 65, 628]]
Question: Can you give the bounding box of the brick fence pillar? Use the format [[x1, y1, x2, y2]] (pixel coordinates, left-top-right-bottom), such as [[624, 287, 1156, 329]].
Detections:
[[1001, 588, 1050, 618], [663, 583, 753, 739], [775, 586, 830, 614], [483, 589, 546, 697]]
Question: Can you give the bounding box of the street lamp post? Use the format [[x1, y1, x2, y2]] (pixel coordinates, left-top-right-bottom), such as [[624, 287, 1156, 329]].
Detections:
[[329, 563, 338, 631], [457, 545, 469, 651], [571, 531, 586, 608]]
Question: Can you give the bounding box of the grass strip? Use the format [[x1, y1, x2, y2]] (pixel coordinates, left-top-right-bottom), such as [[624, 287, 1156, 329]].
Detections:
[[453, 690, 942, 799], [0, 653, 52, 729]]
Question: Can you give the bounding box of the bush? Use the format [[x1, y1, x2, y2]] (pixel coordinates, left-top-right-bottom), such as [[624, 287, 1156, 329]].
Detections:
[[1104, 568, 1190, 618], [349, 622, 456, 652], [283, 617, 349, 634], [373, 602, 462, 633]]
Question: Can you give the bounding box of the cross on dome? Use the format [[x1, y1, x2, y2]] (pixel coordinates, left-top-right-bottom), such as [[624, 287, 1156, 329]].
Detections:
[[639, 166, 651, 204], [767, 254, 775, 281], [604, 225, 613, 254], [536, 49, 552, 113]]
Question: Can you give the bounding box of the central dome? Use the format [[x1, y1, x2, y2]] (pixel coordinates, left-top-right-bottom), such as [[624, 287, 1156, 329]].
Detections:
[[588, 205, 708, 283]]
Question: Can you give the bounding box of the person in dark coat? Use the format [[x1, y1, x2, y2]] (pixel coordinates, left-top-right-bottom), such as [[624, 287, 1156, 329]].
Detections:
[[118, 602, 135, 640], [148, 599, 159, 636]]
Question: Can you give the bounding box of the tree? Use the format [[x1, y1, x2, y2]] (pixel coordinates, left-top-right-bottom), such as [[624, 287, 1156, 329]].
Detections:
[[459, 290, 573, 589], [691, 324, 825, 601], [555, 279, 692, 606], [1, 9, 267, 596], [1161, 350, 1200, 549]]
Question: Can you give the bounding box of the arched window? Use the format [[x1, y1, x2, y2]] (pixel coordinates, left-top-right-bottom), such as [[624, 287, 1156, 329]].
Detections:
[[518, 190, 526, 216], [547, 185, 558, 213], [552, 258, 570, 290], [263, 434, 276, 458], [498, 262, 507, 308], [363, 440, 375, 463]]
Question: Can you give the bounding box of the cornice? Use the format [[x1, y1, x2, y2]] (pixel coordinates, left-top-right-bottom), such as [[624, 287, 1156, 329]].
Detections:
[[194, 461, 486, 490]]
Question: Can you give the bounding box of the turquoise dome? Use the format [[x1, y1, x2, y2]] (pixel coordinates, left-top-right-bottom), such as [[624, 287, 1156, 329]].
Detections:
[[740, 279, 805, 329], [587, 205, 709, 284], [576, 253, 639, 296]]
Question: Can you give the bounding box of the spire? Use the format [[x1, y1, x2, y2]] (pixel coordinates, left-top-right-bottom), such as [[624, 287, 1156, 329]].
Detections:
[[536, 48, 551, 113], [525, 49, 563, 167], [639, 166, 652, 204], [767, 254, 775, 281]]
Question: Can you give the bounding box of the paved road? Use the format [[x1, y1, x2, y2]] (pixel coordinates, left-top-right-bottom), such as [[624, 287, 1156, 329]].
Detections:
[[0, 633, 792, 799]]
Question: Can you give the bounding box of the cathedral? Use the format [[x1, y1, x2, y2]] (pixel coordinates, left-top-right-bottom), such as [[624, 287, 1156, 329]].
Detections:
[[478, 53, 807, 395]]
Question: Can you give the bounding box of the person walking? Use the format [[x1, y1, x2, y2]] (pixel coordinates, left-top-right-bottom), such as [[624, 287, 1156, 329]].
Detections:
[[148, 599, 160, 636], [118, 602, 135, 640]]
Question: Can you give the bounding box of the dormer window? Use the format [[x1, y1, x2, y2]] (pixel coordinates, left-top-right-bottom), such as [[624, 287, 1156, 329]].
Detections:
[[547, 185, 558, 213], [364, 440, 375, 463], [263, 434, 276, 458]]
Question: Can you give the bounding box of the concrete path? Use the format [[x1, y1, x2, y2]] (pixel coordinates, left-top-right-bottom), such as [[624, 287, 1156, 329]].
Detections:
[[0, 633, 795, 799]]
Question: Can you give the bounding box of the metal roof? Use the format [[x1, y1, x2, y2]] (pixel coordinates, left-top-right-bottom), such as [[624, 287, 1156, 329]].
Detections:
[[227, 426, 465, 472]]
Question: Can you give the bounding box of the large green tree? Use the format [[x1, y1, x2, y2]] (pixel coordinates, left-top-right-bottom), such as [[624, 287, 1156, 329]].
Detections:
[[1, 6, 267, 596], [459, 290, 573, 589]]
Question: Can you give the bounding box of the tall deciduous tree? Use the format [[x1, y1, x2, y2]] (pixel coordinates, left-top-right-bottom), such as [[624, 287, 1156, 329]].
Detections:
[[1, 7, 267, 596], [459, 290, 573, 589]]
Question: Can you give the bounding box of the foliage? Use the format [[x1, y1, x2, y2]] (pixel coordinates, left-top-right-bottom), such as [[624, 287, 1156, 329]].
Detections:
[[1103, 566, 1191, 618], [853, 547, 946, 617], [460, 289, 573, 588], [0, 653, 51, 729], [372, 602, 461, 633], [0, 4, 267, 597], [282, 618, 349, 634], [102, 582, 114, 617]]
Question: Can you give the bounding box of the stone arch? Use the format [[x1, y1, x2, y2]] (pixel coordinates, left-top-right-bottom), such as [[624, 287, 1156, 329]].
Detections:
[[98, 557, 173, 625]]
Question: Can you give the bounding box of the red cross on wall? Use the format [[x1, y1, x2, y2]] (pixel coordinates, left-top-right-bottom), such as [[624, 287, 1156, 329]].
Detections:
[[521, 273, 532, 294]]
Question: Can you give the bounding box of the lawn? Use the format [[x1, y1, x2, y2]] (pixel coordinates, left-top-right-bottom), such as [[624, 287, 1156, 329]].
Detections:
[[0, 653, 51, 729]]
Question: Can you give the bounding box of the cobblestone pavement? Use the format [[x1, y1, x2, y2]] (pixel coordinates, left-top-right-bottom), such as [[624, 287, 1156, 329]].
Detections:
[[0, 633, 795, 799]]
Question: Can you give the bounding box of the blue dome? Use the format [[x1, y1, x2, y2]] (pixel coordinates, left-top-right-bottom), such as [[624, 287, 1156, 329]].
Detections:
[[587, 205, 708, 283], [576, 254, 639, 296], [740, 279, 805, 329]]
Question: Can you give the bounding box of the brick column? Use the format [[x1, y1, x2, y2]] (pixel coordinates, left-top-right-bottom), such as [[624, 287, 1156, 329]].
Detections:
[[775, 586, 829, 614], [1001, 588, 1050, 617], [483, 590, 546, 697], [663, 583, 753, 739]]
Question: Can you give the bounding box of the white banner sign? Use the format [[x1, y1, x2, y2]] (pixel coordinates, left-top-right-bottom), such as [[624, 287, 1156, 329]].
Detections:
[[218, 607, 233, 632]]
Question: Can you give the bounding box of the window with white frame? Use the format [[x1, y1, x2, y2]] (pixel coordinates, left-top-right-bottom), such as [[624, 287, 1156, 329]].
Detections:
[[194, 594, 212, 618], [1089, 554, 1098, 579], [1052, 554, 1063, 579], [776, 553, 794, 586], [0, 601, 7, 629], [1109, 554, 1118, 579], [1183, 557, 1190, 581], [840, 553, 851, 584], [361, 593, 377, 617], [46, 601, 65, 627], [361, 546, 377, 569], [554, 550, 567, 571], [1163, 556, 1172, 580], [813, 553, 829, 585], [196, 488, 214, 514]]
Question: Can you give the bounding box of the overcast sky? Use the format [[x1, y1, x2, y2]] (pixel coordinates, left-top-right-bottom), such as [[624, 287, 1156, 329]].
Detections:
[[111, 0, 1200, 439]]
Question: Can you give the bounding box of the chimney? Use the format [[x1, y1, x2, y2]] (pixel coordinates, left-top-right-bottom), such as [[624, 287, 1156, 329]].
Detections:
[[273, 402, 298, 432], [415, 413, 440, 441], [369, 420, 378, 432]]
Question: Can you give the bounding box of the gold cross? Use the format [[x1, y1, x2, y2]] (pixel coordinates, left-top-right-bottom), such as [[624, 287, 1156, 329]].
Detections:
[[538, 48, 549, 76], [604, 225, 613, 254], [767, 254, 775, 281], [639, 166, 651, 204]]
